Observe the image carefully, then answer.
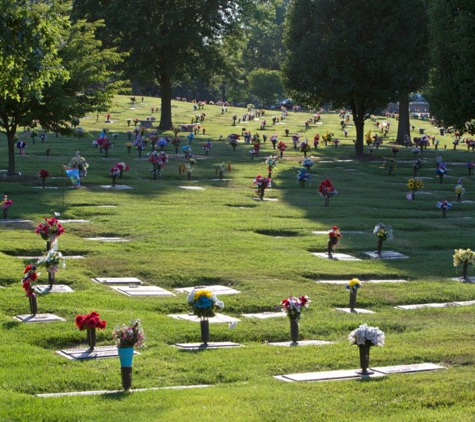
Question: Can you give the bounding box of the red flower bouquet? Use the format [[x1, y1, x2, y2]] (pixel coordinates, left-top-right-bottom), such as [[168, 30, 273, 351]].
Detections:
[[35, 217, 65, 241], [22, 264, 38, 297], [75, 312, 107, 331]]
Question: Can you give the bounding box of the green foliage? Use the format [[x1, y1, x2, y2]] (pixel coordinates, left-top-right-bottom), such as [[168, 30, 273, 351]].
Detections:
[[248, 69, 283, 107], [425, 0, 475, 133]]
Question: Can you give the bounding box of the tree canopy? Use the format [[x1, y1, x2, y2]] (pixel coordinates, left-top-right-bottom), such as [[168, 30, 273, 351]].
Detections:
[[0, 1, 123, 175], [283, 0, 426, 155], [425, 0, 475, 133]]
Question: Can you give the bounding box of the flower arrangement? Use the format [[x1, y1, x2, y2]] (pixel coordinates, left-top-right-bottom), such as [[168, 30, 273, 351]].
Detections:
[[322, 131, 334, 144], [467, 161, 474, 176], [35, 217, 65, 241], [297, 168, 310, 183], [36, 249, 66, 274], [1, 195, 13, 209], [348, 324, 385, 347], [300, 141, 311, 155], [453, 248, 475, 268], [437, 199, 452, 210], [116, 162, 130, 176], [110, 165, 121, 178], [346, 278, 361, 292], [112, 319, 145, 348], [265, 155, 278, 176], [280, 295, 310, 320], [436, 162, 447, 177], [301, 158, 314, 170], [373, 223, 393, 241], [125, 142, 133, 152], [391, 146, 399, 156], [21, 264, 38, 297], [277, 141, 287, 152], [382, 158, 397, 175], [148, 151, 168, 178], [172, 138, 182, 148], [157, 138, 168, 150], [318, 179, 337, 197], [253, 175, 272, 199], [187, 288, 224, 318], [412, 147, 420, 156], [37, 169, 50, 180], [407, 177, 424, 198], [68, 151, 89, 177], [75, 312, 107, 331]]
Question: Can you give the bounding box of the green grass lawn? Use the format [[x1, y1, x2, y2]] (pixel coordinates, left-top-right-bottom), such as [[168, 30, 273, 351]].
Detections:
[[1, 96, 475, 421]]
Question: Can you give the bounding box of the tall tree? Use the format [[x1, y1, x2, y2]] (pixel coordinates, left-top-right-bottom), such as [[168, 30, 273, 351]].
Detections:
[[248, 69, 283, 107], [425, 1, 475, 133], [75, 0, 252, 131], [283, 0, 424, 155], [0, 1, 123, 175]]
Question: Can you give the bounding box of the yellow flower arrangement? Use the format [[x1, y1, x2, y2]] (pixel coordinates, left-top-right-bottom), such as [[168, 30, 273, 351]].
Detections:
[[453, 249, 475, 267], [347, 278, 361, 291], [407, 178, 424, 192]]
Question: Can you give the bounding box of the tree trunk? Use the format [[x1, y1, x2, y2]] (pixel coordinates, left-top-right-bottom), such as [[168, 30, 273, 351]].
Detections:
[[158, 75, 173, 130], [396, 92, 410, 145], [351, 100, 365, 157], [7, 130, 17, 175]]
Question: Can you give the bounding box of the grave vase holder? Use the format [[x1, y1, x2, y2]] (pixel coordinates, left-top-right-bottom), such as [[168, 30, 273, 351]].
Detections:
[[3, 208, 7, 220], [290, 318, 299, 343], [324, 196, 329, 207], [259, 187, 265, 200], [29, 295, 37, 315], [86, 328, 96, 350], [358, 345, 373, 375], [469, 168, 472, 177], [458, 193, 461, 203], [111, 176, 117, 187], [463, 262, 468, 279], [377, 238, 383, 255], [219, 170, 223, 180], [187, 172, 191, 181], [442, 208, 447, 219], [118, 347, 134, 391], [200, 318, 210, 345], [349, 290, 357, 309]]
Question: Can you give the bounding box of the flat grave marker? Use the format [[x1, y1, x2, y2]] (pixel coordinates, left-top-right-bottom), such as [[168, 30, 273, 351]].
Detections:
[[252, 197, 279, 202], [0, 219, 33, 224], [451, 277, 475, 283], [168, 313, 240, 323], [100, 185, 133, 190], [452, 300, 475, 306], [93, 277, 143, 285], [364, 251, 409, 260], [317, 279, 406, 285], [174, 342, 241, 350], [311, 231, 364, 235], [179, 186, 205, 190], [34, 285, 74, 294], [175, 285, 241, 295], [372, 363, 446, 375], [335, 308, 376, 314], [275, 369, 384, 382], [16, 255, 85, 260], [35, 384, 211, 398], [85, 237, 129, 242], [267, 340, 333, 347], [14, 313, 65, 323], [312, 253, 361, 261], [58, 219, 91, 223], [56, 345, 140, 361], [241, 312, 286, 319], [396, 302, 459, 310], [110, 285, 175, 297]]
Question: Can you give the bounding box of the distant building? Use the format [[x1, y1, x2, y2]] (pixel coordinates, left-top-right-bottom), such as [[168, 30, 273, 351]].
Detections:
[[409, 94, 430, 115]]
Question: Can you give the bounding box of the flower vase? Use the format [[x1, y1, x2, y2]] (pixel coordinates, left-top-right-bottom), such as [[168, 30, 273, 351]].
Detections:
[[442, 208, 447, 219], [187, 172, 191, 181], [112, 176, 117, 187], [439, 175, 443, 184], [219, 170, 223, 180], [377, 238, 383, 255], [458, 193, 461, 203], [463, 262, 468, 280], [41, 178, 46, 188], [99, 146, 103, 153], [119, 170, 123, 178], [349, 290, 357, 310], [469, 168, 472, 177], [127, 147, 131, 154], [138, 150, 142, 159], [86, 328, 96, 350], [279, 151, 283, 158], [358, 345, 373, 375], [118, 347, 134, 391], [259, 187, 265, 200], [48, 271, 55, 288], [299, 180, 306, 188], [160, 145, 164, 151], [175, 147, 179, 154], [327, 241, 333, 259], [29, 295, 37, 315], [324, 196, 329, 207], [290, 318, 299, 343], [105, 149, 109, 159], [200, 319, 210, 345], [153, 172, 158, 181], [3, 208, 7, 220]]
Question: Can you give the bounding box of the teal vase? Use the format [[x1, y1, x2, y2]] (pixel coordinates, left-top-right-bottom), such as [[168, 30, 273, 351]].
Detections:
[[118, 347, 134, 367]]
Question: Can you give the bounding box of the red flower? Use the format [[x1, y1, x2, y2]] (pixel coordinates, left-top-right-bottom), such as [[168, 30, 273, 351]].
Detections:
[[75, 312, 107, 330]]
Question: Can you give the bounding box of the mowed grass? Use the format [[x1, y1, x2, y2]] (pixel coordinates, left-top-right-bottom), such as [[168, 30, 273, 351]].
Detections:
[[1, 96, 475, 421]]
